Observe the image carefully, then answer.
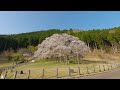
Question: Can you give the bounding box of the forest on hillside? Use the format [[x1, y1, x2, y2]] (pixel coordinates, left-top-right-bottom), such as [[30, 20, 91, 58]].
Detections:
[[0, 27, 120, 54]]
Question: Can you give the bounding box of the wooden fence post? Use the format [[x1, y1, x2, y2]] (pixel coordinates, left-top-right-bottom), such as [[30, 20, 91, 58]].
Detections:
[[110, 64, 111, 69], [107, 65, 109, 70], [119, 64, 120, 67], [56, 67, 58, 79], [68, 60, 70, 64], [118, 64, 120, 68], [10, 67, 13, 72], [93, 65, 95, 73], [78, 67, 81, 75], [66, 60, 68, 65], [86, 66, 89, 74], [27, 70, 30, 79], [116, 63, 118, 68], [110, 64, 112, 69], [68, 67, 71, 77], [115, 64, 117, 68], [78, 60, 80, 64], [113, 64, 114, 69], [4, 71, 8, 79], [108, 64, 109, 70], [103, 65, 105, 71], [99, 65, 101, 72], [117, 64, 118, 68], [111, 64, 112, 69], [13, 71, 17, 79], [116, 64, 118, 68], [42, 68, 44, 79]]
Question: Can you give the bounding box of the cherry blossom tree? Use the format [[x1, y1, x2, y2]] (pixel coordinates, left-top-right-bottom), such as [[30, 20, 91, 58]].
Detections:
[[34, 33, 89, 63]]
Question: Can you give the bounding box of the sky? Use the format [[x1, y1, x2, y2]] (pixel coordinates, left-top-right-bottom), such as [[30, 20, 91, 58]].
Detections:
[[0, 11, 120, 34]]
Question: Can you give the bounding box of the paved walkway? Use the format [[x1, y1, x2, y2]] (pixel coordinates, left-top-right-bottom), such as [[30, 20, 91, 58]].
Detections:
[[76, 69, 120, 79]]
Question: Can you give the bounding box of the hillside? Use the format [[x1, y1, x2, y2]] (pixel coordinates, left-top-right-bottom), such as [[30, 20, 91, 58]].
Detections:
[[0, 27, 120, 53]]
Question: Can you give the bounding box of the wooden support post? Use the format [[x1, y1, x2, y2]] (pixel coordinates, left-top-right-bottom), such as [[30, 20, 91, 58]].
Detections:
[[27, 70, 30, 79], [56, 67, 58, 79], [13, 71, 17, 79], [68, 67, 71, 77], [4, 71, 8, 79], [42, 68, 44, 79]]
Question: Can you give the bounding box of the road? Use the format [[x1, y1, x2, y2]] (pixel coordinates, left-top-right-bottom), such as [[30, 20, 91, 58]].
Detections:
[[76, 69, 120, 79]]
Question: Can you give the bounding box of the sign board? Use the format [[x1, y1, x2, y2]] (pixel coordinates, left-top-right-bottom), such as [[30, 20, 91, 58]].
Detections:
[[1, 75, 4, 79], [17, 70, 24, 74], [70, 69, 74, 73]]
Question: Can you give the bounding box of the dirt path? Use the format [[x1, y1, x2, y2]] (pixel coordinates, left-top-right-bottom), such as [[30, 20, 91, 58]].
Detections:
[[76, 68, 120, 79]]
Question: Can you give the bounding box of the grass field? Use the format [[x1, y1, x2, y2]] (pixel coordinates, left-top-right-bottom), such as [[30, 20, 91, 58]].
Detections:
[[1, 58, 116, 79], [0, 60, 13, 68], [1, 50, 120, 79]]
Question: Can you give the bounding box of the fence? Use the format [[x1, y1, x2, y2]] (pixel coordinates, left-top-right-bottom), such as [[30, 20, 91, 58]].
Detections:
[[0, 63, 120, 79], [0, 61, 29, 75]]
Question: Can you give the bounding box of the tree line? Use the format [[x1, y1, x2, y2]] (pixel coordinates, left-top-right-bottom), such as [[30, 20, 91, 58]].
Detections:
[[0, 27, 120, 53]]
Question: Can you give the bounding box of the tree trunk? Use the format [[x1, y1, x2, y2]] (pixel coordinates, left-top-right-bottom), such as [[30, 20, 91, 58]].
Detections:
[[60, 49, 62, 62], [102, 40, 105, 49], [76, 46, 79, 64], [95, 42, 97, 50], [87, 43, 91, 53], [114, 45, 118, 53]]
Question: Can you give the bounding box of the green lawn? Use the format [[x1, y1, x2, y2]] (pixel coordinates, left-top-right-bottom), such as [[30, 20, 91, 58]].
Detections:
[[1, 59, 117, 79], [0, 61, 13, 68]]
